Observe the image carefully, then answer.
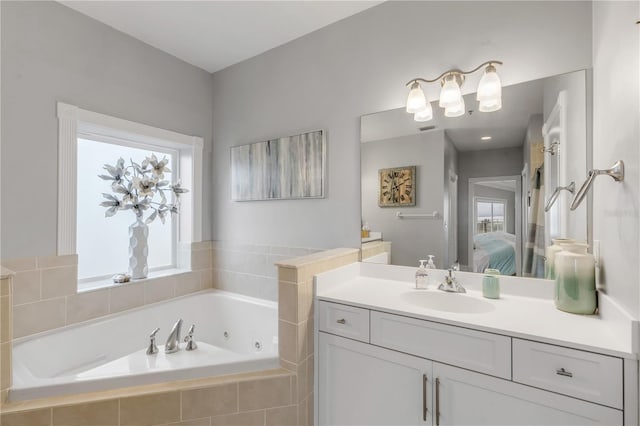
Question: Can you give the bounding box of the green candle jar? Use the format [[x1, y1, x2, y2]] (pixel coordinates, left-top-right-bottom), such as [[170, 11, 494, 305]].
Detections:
[[545, 238, 575, 279], [554, 243, 596, 314], [482, 268, 501, 299]]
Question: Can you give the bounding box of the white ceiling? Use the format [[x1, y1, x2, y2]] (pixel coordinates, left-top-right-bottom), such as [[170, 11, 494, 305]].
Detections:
[[59, 1, 382, 73], [361, 78, 545, 152]]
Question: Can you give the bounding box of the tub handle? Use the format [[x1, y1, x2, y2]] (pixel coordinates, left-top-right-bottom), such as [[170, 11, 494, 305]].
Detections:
[[184, 324, 198, 351], [146, 327, 160, 355]]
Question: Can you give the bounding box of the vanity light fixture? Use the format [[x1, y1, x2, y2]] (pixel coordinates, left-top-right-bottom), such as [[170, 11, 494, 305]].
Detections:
[[406, 60, 503, 122], [481, 136, 492, 141]]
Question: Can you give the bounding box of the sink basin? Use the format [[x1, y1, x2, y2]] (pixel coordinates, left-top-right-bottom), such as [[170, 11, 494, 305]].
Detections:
[[401, 291, 496, 314]]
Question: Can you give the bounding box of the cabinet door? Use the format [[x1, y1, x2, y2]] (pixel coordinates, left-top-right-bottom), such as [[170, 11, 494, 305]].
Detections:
[[433, 363, 622, 426], [318, 332, 432, 426]]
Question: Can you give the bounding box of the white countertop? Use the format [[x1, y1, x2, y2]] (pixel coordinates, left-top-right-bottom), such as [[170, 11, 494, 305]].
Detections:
[[315, 262, 638, 359]]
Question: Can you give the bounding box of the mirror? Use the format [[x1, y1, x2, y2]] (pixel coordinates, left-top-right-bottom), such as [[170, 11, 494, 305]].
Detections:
[[360, 70, 589, 278]]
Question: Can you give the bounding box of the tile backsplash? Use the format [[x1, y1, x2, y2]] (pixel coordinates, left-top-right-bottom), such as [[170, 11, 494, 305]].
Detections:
[[212, 242, 322, 301]]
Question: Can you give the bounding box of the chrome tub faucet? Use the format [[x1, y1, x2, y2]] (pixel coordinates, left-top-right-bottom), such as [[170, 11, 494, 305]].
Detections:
[[165, 319, 183, 353]]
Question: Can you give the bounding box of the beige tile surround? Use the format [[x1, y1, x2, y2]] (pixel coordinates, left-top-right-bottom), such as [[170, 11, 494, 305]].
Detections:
[[3, 242, 213, 339], [1, 268, 14, 406], [360, 240, 391, 262], [0, 246, 360, 426]]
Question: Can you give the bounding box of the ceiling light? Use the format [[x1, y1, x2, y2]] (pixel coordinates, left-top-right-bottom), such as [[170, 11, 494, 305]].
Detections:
[[477, 64, 502, 103], [405, 60, 503, 120], [479, 97, 502, 112], [406, 81, 427, 113], [414, 101, 433, 122], [481, 136, 492, 141], [439, 74, 463, 108], [444, 97, 465, 118]]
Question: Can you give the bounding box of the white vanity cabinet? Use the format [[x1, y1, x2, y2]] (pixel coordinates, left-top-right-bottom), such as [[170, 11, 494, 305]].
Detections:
[[318, 333, 433, 426], [433, 362, 622, 426], [316, 301, 625, 426]]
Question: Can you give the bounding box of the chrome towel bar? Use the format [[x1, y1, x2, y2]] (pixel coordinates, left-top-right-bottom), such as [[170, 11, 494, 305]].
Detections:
[[544, 182, 575, 212], [570, 160, 624, 211], [395, 211, 439, 219]]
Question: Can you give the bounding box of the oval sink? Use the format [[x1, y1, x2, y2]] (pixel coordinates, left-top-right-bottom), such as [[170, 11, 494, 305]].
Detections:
[[401, 291, 496, 314]]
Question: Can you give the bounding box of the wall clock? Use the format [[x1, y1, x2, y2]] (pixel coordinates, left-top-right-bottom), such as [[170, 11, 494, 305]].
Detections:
[[378, 166, 416, 207]]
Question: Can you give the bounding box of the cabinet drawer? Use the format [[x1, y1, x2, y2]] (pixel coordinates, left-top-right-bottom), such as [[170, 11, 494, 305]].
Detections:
[[318, 301, 370, 342], [512, 339, 623, 409], [370, 311, 511, 379]]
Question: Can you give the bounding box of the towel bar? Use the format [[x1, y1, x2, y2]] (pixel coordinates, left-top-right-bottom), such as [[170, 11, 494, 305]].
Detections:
[[570, 160, 624, 211]]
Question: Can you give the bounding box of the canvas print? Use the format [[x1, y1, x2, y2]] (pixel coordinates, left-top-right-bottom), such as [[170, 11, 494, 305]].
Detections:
[[231, 130, 325, 201]]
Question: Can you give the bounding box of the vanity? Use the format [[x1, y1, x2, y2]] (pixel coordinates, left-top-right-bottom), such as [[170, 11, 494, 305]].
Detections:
[[313, 262, 638, 426]]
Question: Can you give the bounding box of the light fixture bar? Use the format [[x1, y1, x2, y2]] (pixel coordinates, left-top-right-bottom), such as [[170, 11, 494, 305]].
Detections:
[[405, 60, 503, 123], [405, 60, 503, 87]]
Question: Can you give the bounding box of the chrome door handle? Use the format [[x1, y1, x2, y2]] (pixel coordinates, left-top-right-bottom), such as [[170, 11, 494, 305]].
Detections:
[[336, 318, 346, 324], [422, 374, 428, 421], [556, 368, 573, 378], [435, 377, 441, 426]]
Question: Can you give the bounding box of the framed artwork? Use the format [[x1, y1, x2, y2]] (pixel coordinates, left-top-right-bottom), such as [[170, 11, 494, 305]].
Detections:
[[231, 130, 325, 201], [378, 166, 416, 207]]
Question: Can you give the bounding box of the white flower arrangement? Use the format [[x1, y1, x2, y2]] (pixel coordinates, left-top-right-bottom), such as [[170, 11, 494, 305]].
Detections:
[[99, 154, 188, 224]]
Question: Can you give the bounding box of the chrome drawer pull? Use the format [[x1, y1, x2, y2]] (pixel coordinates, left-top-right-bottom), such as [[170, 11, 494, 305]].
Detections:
[[336, 318, 346, 324], [556, 368, 573, 377]]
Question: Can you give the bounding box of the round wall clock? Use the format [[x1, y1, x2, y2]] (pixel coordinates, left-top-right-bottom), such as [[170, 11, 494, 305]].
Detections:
[[378, 166, 416, 207]]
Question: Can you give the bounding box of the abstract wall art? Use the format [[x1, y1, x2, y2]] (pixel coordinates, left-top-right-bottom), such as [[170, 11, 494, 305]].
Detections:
[[231, 130, 325, 201]]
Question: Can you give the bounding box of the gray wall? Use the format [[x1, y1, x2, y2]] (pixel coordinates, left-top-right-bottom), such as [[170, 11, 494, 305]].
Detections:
[[210, 1, 593, 251], [1, 1, 214, 259], [361, 132, 445, 267], [592, 1, 640, 317], [457, 147, 524, 265], [473, 185, 517, 234]]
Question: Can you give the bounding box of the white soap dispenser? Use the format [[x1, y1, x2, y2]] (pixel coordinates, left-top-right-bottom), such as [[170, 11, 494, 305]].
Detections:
[[425, 255, 436, 286], [415, 260, 428, 290]]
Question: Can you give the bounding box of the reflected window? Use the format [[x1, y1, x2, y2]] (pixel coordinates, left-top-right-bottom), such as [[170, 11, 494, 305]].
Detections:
[[475, 198, 506, 234]]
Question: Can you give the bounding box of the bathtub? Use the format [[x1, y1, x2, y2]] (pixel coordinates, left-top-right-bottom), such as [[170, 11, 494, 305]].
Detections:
[[10, 289, 279, 401]]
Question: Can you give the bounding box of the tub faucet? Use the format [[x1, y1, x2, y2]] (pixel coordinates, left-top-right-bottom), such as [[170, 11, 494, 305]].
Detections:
[[146, 327, 160, 355], [438, 269, 466, 293], [165, 319, 183, 353], [184, 324, 198, 351]]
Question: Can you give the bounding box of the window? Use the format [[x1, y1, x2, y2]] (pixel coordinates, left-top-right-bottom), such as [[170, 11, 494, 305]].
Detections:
[[76, 138, 177, 280], [475, 197, 506, 234], [57, 102, 203, 289]]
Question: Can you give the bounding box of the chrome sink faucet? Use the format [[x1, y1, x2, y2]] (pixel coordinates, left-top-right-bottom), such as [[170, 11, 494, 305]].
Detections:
[[165, 318, 183, 353], [438, 268, 466, 293]]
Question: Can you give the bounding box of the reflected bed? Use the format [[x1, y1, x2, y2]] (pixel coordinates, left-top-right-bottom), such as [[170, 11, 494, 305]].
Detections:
[[473, 232, 516, 275]]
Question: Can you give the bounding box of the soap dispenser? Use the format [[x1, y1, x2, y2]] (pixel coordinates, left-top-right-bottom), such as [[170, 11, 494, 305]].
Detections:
[[415, 260, 428, 290], [425, 255, 436, 285]]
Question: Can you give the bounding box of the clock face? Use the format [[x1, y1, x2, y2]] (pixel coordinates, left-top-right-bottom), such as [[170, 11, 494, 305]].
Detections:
[[378, 166, 416, 207]]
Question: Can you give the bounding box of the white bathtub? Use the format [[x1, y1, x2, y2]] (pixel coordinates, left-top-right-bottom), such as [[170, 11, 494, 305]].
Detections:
[[10, 289, 279, 401]]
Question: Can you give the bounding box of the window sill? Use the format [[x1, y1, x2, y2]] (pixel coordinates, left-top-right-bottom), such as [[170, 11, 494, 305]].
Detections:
[[78, 268, 192, 293]]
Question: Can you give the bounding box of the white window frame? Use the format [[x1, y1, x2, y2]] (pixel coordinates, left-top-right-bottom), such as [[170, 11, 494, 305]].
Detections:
[[57, 102, 203, 272], [473, 196, 508, 235]]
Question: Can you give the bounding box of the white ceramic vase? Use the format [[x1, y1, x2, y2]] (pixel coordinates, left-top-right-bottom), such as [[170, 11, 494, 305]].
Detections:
[[129, 218, 149, 279], [545, 238, 575, 280]]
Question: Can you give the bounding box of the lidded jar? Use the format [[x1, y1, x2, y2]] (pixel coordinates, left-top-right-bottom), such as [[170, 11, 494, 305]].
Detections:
[[545, 238, 575, 279], [554, 242, 596, 314]]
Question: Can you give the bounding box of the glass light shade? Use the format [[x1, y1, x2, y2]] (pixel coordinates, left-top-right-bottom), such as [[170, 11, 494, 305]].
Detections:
[[444, 97, 465, 117], [479, 97, 502, 112], [439, 75, 463, 108], [406, 82, 427, 113], [476, 65, 502, 101], [413, 102, 433, 122]]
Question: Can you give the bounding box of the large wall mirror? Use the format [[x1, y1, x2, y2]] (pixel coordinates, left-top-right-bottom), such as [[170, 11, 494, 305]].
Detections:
[[360, 70, 590, 279]]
